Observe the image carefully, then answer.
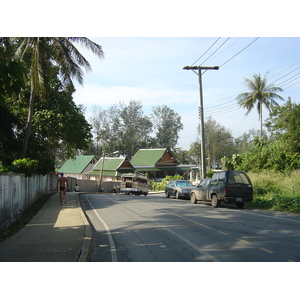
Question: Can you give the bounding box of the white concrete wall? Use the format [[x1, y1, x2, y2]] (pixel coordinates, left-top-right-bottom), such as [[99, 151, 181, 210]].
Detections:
[[0, 173, 55, 230]]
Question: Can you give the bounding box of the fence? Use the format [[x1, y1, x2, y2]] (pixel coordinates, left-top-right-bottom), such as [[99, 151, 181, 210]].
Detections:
[[67, 177, 99, 193], [0, 173, 56, 230], [0, 173, 119, 230]]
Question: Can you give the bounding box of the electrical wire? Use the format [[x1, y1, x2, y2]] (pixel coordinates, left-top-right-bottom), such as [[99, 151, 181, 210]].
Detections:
[[268, 61, 300, 79], [200, 37, 230, 66], [284, 79, 300, 89], [205, 105, 241, 117], [188, 37, 299, 119], [206, 102, 239, 113], [191, 37, 221, 66], [279, 74, 300, 87], [203, 38, 243, 64], [270, 67, 300, 84], [219, 37, 259, 68], [277, 73, 300, 86]]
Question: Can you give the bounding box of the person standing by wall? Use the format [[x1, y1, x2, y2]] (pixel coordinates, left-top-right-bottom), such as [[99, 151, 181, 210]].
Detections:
[[57, 173, 68, 204]]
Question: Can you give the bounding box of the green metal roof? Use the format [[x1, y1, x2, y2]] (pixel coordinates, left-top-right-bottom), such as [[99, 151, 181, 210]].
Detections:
[[85, 157, 135, 176], [92, 158, 123, 171], [58, 155, 95, 174], [130, 148, 167, 166]]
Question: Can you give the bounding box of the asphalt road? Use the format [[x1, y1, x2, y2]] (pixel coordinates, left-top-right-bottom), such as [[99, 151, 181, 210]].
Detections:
[[79, 193, 300, 262]]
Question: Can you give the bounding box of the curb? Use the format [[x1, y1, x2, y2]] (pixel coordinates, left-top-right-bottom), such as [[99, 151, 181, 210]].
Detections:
[[75, 193, 92, 262]]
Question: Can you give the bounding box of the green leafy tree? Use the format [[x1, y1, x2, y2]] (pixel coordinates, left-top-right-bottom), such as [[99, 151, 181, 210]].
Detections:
[[265, 99, 300, 171], [90, 101, 153, 159], [12, 37, 104, 158], [119, 101, 153, 158], [234, 128, 261, 154], [3, 64, 93, 173], [0, 38, 26, 165], [190, 117, 236, 168], [265, 98, 300, 153], [151, 105, 183, 150], [204, 116, 236, 167], [11, 158, 38, 176], [236, 73, 284, 137], [27, 66, 92, 168]]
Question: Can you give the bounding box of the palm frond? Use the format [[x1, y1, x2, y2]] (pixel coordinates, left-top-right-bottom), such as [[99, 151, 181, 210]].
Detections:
[[67, 37, 104, 58]]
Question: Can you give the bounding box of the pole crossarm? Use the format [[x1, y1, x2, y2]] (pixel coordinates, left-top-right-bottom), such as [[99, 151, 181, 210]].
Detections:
[[183, 66, 219, 70]]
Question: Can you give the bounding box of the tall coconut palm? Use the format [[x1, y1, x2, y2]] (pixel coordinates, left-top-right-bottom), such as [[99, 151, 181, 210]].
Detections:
[[13, 37, 104, 158], [236, 73, 284, 137]]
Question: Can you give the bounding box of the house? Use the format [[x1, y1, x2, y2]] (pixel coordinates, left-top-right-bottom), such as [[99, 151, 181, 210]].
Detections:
[[58, 155, 97, 180], [130, 148, 195, 179], [84, 157, 135, 181]]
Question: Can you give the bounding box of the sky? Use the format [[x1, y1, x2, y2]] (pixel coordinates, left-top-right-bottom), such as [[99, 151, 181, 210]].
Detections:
[[4, 1, 300, 151], [72, 37, 300, 149]]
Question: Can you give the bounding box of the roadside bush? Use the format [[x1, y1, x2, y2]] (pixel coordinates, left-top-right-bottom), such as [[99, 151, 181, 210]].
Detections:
[[247, 171, 300, 214], [11, 158, 39, 176], [0, 161, 8, 172], [150, 175, 184, 191]]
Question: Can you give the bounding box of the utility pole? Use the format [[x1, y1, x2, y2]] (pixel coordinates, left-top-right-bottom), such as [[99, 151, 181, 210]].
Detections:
[[99, 150, 119, 192], [183, 65, 219, 179]]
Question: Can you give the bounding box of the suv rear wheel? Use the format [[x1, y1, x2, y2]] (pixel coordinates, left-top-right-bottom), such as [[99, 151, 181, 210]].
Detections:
[[211, 194, 220, 208], [236, 203, 244, 209]]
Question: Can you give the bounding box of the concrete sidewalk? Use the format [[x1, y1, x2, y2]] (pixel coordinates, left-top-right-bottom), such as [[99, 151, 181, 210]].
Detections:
[[0, 192, 91, 262]]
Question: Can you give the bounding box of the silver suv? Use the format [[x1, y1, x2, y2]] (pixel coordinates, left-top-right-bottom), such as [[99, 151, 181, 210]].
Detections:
[[189, 170, 253, 208]]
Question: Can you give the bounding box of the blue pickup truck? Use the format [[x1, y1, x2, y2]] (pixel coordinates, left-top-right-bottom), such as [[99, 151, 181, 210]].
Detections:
[[189, 170, 253, 209]]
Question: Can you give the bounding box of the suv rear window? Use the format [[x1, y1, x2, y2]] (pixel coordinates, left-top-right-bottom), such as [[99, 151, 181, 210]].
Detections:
[[228, 172, 251, 184]]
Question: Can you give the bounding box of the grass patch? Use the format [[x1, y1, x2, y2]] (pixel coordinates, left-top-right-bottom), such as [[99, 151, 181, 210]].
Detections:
[[246, 170, 300, 214], [0, 193, 54, 243]]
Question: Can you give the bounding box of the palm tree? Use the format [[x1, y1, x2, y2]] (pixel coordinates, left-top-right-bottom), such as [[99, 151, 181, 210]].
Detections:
[[13, 37, 104, 158], [236, 73, 284, 137]]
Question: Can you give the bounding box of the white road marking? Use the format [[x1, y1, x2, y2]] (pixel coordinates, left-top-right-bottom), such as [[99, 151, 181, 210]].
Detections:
[[85, 195, 118, 262], [161, 227, 219, 262]]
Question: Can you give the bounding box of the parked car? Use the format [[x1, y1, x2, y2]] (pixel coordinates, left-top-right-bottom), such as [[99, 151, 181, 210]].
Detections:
[[165, 180, 195, 199], [189, 170, 253, 208]]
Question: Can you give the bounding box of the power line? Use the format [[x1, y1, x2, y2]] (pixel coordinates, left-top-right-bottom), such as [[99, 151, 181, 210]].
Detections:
[[200, 37, 230, 66], [191, 37, 221, 66], [284, 79, 300, 89], [270, 67, 300, 84], [219, 37, 259, 68], [279, 74, 300, 87], [187, 37, 299, 120], [268, 61, 300, 79], [205, 105, 241, 117], [206, 102, 239, 113], [202, 37, 243, 65]]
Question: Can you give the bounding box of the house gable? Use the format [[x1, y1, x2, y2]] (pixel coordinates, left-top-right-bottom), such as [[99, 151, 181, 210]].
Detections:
[[130, 148, 178, 167], [58, 155, 96, 174], [85, 157, 135, 177], [156, 150, 178, 166]]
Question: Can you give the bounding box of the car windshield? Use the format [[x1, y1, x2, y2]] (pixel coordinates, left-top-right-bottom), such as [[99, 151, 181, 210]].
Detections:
[[176, 181, 193, 187]]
